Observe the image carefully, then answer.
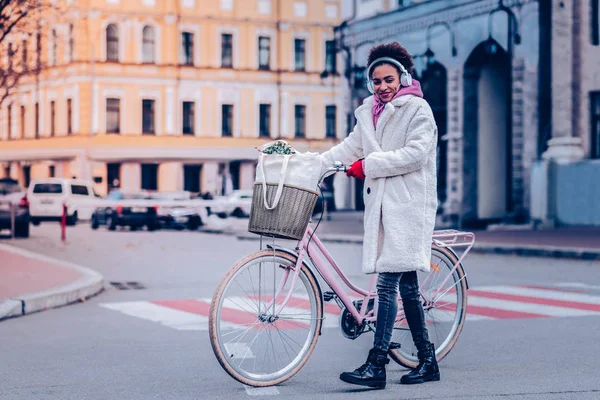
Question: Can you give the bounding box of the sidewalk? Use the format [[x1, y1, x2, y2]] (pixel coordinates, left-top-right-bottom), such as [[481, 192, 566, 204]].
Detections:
[[234, 211, 600, 260], [0, 244, 104, 321]]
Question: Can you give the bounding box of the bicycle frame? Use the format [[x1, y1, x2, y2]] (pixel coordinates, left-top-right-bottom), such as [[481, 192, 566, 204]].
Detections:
[[260, 164, 476, 327], [265, 224, 378, 325], [265, 224, 476, 327]]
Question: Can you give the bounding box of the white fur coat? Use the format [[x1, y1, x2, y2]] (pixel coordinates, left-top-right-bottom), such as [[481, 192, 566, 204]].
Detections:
[[321, 95, 438, 274]]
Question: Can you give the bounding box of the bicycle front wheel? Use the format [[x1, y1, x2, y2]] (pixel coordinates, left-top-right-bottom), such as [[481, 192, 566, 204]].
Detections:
[[209, 250, 323, 387], [389, 245, 468, 368]]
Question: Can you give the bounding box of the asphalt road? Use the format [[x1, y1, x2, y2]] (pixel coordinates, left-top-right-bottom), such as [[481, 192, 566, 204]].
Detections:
[[1, 223, 600, 400]]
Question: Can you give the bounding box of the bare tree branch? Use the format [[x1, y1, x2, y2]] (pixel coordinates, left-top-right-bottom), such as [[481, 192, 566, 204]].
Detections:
[[0, 0, 56, 108]]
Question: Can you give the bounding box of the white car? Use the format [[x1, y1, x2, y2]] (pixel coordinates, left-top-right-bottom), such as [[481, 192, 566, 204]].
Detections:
[[150, 191, 209, 230], [28, 178, 98, 226], [217, 190, 253, 218]]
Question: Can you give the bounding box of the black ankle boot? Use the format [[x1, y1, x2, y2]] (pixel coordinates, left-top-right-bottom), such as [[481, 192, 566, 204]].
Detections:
[[400, 343, 440, 385], [340, 349, 389, 389]]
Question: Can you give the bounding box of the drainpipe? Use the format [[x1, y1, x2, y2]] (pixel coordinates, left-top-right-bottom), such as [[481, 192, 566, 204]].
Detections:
[[276, 0, 282, 139], [334, 0, 357, 134]]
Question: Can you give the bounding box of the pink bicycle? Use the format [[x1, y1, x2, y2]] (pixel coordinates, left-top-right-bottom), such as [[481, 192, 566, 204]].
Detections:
[[209, 164, 475, 387]]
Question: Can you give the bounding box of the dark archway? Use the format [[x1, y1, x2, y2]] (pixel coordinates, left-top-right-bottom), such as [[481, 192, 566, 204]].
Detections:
[[462, 39, 511, 228], [419, 61, 448, 210]]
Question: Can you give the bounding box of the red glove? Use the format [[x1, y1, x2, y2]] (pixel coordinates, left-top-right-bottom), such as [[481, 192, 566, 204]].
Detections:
[[346, 160, 365, 180]]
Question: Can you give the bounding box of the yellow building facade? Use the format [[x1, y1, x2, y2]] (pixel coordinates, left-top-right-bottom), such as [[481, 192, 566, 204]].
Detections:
[[0, 0, 343, 196]]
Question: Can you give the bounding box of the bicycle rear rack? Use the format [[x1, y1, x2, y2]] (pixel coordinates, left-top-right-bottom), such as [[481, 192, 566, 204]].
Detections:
[[431, 229, 475, 250]]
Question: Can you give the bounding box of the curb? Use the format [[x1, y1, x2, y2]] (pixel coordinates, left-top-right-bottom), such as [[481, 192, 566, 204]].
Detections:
[[234, 233, 600, 261], [0, 243, 104, 321]]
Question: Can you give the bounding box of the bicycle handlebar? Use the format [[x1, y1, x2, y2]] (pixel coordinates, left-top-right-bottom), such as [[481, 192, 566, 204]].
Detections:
[[319, 161, 347, 184]]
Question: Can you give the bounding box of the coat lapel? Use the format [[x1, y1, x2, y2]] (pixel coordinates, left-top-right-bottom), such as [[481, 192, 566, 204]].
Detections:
[[354, 97, 382, 152]]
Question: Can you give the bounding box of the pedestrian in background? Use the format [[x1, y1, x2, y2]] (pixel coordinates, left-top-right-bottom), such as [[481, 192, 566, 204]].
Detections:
[[320, 42, 439, 389]]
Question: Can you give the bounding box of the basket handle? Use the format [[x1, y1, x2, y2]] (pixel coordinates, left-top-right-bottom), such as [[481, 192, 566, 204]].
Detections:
[[260, 153, 290, 210]]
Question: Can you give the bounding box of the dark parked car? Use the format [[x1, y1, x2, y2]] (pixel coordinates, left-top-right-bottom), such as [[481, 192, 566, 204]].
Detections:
[[91, 191, 160, 231], [0, 178, 30, 238]]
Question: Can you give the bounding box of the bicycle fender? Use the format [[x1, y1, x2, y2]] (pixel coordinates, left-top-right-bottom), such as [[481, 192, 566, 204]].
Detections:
[[438, 245, 469, 290]]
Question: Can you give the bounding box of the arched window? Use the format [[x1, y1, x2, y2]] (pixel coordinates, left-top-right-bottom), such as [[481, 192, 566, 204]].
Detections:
[[142, 25, 155, 63], [106, 24, 119, 62]]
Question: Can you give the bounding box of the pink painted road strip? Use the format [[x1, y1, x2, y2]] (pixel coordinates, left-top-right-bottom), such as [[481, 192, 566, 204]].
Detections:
[[437, 302, 548, 319], [153, 299, 308, 330], [467, 289, 600, 312]]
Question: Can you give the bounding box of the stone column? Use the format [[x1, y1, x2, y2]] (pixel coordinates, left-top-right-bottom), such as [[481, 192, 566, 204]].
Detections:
[[121, 162, 141, 193], [201, 161, 219, 195], [542, 0, 584, 163], [30, 163, 50, 179], [239, 161, 255, 190], [443, 68, 464, 225], [10, 163, 24, 187], [158, 161, 183, 192], [0, 163, 9, 178]]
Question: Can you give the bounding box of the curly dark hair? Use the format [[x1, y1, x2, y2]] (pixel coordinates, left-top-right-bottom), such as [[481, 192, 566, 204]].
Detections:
[[367, 42, 414, 76]]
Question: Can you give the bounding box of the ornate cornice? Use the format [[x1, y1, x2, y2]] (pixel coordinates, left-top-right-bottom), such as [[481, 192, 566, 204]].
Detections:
[[343, 0, 535, 48]]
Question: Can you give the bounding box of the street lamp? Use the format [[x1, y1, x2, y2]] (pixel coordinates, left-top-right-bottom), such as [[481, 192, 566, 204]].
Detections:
[[424, 21, 458, 66]]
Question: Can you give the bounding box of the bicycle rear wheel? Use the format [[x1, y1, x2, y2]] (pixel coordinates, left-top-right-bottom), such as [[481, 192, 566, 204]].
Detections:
[[209, 250, 323, 387], [388, 245, 467, 369]]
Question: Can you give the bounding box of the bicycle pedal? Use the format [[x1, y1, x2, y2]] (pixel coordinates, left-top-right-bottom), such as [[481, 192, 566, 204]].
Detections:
[[389, 342, 401, 350], [323, 291, 336, 302]]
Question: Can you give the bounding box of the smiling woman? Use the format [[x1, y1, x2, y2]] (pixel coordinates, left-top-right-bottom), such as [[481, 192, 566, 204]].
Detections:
[[320, 41, 439, 389]]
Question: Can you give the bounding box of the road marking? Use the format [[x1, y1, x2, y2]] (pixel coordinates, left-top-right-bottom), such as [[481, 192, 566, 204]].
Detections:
[[555, 282, 600, 291], [244, 385, 280, 396], [461, 296, 599, 317], [99, 301, 244, 331], [224, 342, 255, 359], [481, 285, 600, 305], [99, 285, 600, 332]]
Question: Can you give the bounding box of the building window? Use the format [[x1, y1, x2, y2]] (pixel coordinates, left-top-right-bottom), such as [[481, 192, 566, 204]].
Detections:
[[7, 42, 13, 68], [295, 105, 306, 138], [68, 24, 74, 62], [51, 29, 57, 65], [141, 164, 158, 190], [182, 101, 195, 135], [22, 39, 28, 69], [259, 104, 271, 137], [20, 105, 25, 139], [184, 165, 202, 193], [50, 100, 56, 136], [35, 102, 39, 139], [591, 92, 600, 158], [593, 0, 600, 45], [142, 25, 155, 63], [221, 33, 233, 68], [106, 24, 119, 62], [294, 38, 306, 71], [106, 98, 120, 134], [36, 32, 42, 68], [142, 99, 155, 134], [258, 36, 270, 70], [181, 32, 194, 65], [325, 40, 336, 74], [67, 99, 72, 134], [49, 165, 55, 178], [222, 104, 233, 137], [7, 105, 11, 140], [326, 105, 336, 138]]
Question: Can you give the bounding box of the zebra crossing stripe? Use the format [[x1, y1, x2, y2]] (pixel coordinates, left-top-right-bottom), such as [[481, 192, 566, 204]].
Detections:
[[99, 285, 600, 331]]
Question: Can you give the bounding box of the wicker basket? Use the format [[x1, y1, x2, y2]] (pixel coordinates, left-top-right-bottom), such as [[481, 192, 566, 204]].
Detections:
[[248, 182, 319, 240]]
